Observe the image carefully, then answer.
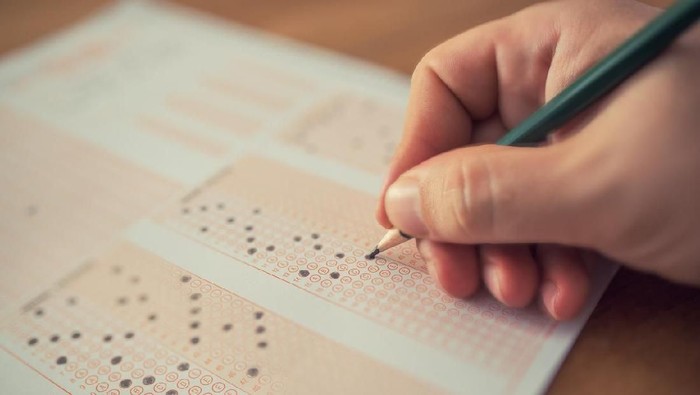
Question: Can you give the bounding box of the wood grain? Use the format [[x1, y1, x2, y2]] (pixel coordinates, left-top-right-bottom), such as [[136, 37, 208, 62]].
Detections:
[[0, 0, 697, 394]]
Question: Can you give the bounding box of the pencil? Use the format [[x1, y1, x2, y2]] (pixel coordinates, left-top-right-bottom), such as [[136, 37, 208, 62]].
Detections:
[[368, 0, 700, 258]]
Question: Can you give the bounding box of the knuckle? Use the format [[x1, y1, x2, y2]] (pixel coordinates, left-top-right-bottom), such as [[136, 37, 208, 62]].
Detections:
[[412, 46, 444, 84], [460, 155, 499, 239], [410, 58, 426, 85], [444, 164, 472, 238], [423, 154, 498, 240]]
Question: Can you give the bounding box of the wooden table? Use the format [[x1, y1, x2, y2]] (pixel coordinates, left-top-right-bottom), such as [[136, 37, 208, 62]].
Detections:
[[1, 1, 698, 394]]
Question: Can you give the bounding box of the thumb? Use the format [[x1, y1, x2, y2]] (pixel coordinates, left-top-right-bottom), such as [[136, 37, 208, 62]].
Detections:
[[383, 142, 598, 246]]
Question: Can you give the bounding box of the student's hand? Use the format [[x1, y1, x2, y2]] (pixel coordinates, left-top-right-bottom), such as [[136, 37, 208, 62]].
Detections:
[[376, 0, 700, 320]]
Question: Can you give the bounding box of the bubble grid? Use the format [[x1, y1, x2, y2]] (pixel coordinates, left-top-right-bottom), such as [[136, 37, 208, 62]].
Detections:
[[159, 156, 555, 377], [2, 243, 435, 394]]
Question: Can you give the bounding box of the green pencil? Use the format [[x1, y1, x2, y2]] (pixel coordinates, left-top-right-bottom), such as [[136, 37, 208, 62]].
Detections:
[[369, 0, 700, 258]]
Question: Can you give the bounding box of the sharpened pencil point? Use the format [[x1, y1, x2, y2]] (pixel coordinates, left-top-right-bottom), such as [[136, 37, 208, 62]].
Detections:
[[366, 247, 380, 260]]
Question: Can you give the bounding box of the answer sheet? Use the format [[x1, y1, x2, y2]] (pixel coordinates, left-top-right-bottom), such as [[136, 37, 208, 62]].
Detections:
[[0, 2, 615, 394]]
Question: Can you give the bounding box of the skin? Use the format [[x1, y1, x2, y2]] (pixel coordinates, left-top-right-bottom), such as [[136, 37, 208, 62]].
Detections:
[[375, 0, 700, 320]]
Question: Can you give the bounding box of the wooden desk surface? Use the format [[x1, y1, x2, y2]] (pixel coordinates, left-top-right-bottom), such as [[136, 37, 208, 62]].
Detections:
[[1, 1, 698, 394]]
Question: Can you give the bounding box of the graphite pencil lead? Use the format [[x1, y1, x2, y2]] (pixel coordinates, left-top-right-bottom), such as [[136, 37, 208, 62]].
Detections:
[[366, 247, 380, 260]]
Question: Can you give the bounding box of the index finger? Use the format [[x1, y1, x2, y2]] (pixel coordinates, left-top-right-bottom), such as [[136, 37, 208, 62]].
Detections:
[[376, 11, 556, 227], [375, 22, 500, 227]]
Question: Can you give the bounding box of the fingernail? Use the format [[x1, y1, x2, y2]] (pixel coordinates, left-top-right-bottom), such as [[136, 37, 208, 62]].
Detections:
[[384, 177, 428, 236], [541, 281, 559, 318], [484, 264, 503, 302]]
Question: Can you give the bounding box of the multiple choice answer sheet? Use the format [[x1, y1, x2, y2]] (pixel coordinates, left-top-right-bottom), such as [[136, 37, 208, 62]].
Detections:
[[0, 2, 615, 394]]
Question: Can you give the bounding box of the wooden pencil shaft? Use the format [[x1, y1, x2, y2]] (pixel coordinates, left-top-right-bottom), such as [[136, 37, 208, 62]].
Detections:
[[377, 229, 411, 252]]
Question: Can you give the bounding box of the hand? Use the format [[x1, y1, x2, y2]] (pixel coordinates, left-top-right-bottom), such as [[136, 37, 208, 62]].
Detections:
[[376, 0, 700, 320]]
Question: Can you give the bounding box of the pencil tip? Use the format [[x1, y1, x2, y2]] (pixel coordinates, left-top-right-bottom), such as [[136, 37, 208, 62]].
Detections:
[[366, 247, 380, 260]]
